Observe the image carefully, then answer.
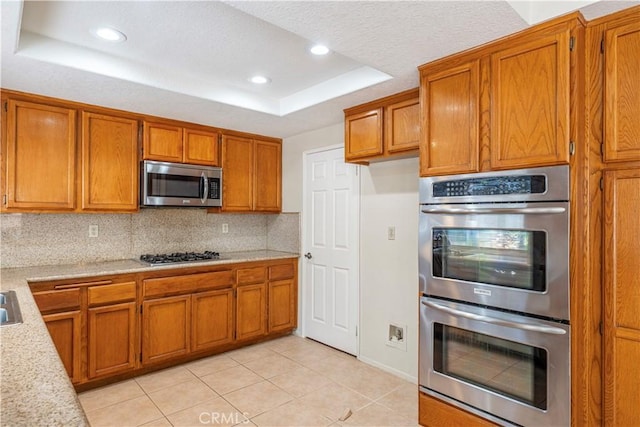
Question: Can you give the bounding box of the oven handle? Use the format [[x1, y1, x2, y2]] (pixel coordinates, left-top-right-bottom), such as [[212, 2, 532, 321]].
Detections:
[[421, 207, 566, 215], [422, 300, 567, 335]]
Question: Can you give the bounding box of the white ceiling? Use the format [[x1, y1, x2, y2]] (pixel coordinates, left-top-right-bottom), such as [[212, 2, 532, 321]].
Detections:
[[1, 0, 638, 139]]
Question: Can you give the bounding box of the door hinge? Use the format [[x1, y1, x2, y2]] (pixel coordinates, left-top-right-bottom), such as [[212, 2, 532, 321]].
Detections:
[[600, 177, 604, 191], [2, 195, 6, 206], [3, 101, 7, 112], [601, 38, 605, 54], [569, 141, 575, 156], [140, 352, 143, 362], [355, 326, 358, 337], [140, 305, 143, 314], [599, 322, 603, 335], [569, 36, 575, 51]]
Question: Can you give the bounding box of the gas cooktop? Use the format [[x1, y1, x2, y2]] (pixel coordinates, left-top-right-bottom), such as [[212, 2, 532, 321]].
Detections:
[[139, 251, 221, 266]]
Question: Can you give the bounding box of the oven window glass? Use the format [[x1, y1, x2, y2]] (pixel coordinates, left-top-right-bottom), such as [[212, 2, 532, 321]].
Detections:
[[433, 324, 547, 410], [432, 228, 546, 291], [148, 173, 202, 198]]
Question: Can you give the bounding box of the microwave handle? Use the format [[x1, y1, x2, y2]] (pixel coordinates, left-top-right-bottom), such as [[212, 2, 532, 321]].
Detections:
[[201, 173, 209, 204], [421, 207, 566, 215], [422, 300, 567, 335]]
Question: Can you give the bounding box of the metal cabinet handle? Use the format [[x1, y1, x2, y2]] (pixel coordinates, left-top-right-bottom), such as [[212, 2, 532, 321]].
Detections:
[[304, 252, 312, 259], [422, 299, 566, 335]]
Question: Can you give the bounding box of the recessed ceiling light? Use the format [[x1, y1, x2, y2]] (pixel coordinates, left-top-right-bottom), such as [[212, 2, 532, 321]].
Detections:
[[310, 44, 330, 55], [92, 27, 127, 42], [249, 75, 271, 84]]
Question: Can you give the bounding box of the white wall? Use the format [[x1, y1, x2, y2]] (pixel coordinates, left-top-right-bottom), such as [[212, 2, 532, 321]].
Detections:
[[281, 123, 343, 212], [282, 125, 419, 382], [358, 158, 419, 382]]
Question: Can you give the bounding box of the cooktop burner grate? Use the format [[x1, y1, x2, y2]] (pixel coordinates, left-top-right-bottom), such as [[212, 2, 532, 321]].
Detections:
[[139, 251, 221, 265]]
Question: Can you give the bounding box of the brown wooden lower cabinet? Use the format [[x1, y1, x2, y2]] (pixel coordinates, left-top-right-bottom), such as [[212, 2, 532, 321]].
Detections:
[[191, 288, 234, 352], [42, 310, 82, 384], [88, 302, 137, 379], [32, 257, 298, 388], [419, 392, 498, 427], [603, 168, 640, 426], [142, 295, 191, 364], [268, 279, 296, 332], [236, 283, 267, 341]]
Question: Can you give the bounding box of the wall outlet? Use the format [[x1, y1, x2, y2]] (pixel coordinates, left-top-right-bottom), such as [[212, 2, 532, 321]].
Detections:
[[88, 225, 99, 238], [222, 223, 229, 234], [387, 322, 407, 351], [387, 226, 396, 240]]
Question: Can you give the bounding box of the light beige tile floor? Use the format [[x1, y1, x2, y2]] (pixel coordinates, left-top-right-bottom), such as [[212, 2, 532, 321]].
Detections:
[[79, 335, 418, 427]]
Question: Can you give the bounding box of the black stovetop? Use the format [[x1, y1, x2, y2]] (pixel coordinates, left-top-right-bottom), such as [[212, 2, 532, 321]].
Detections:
[[139, 251, 221, 265]]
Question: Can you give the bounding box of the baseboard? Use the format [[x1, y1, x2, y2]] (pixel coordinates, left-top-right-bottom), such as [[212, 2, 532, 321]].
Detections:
[[357, 354, 418, 384]]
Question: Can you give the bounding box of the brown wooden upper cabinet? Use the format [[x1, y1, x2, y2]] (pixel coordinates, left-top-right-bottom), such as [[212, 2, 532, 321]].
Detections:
[[419, 14, 583, 176], [420, 59, 480, 176], [344, 88, 419, 164], [143, 121, 220, 166], [2, 97, 139, 213], [603, 19, 640, 162], [81, 111, 139, 212], [221, 135, 282, 212], [4, 99, 77, 210]]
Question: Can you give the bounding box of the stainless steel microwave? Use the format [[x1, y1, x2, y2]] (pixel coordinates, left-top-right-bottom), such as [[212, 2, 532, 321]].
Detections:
[[140, 160, 222, 207]]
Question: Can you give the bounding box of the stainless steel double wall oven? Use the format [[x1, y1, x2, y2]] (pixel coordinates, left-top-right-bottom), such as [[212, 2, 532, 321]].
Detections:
[[418, 165, 571, 426]]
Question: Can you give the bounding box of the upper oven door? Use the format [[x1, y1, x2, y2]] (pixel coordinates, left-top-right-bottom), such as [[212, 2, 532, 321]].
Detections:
[[419, 201, 569, 320]]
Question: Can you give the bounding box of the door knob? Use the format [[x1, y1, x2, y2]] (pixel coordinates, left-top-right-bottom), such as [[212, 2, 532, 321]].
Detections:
[[304, 252, 312, 259]]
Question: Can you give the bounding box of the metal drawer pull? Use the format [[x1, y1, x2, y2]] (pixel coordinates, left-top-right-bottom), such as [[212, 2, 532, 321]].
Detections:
[[422, 300, 566, 335], [54, 280, 113, 290]]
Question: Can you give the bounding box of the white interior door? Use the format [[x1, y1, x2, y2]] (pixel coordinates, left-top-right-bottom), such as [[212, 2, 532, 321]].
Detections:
[[302, 146, 359, 355]]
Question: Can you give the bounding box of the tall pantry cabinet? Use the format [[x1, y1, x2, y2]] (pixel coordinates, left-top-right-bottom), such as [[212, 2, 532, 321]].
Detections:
[[587, 6, 640, 426]]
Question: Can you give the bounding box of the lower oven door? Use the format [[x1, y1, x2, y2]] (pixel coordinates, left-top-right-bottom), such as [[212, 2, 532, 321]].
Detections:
[[419, 297, 570, 426]]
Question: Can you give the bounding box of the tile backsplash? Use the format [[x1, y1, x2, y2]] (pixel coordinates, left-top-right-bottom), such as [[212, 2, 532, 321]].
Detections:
[[0, 209, 300, 268]]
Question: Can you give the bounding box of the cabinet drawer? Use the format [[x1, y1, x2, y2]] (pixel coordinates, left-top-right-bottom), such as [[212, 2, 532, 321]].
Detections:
[[33, 289, 81, 313], [144, 270, 233, 299], [88, 282, 136, 306], [269, 263, 295, 281], [237, 267, 266, 285]]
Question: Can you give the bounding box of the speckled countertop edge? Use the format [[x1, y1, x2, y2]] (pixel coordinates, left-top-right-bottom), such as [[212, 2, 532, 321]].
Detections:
[[0, 250, 299, 426]]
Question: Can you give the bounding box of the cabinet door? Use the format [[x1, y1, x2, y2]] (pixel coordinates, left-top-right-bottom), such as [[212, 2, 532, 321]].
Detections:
[[5, 100, 76, 210], [143, 121, 183, 163], [490, 29, 570, 169], [603, 168, 640, 426], [88, 302, 137, 378], [345, 108, 383, 161], [253, 139, 281, 212], [420, 60, 480, 176], [142, 295, 190, 364], [221, 135, 253, 211], [184, 128, 220, 166], [385, 97, 420, 154], [236, 283, 266, 340], [42, 310, 82, 384], [604, 21, 640, 162], [81, 112, 138, 211], [192, 289, 234, 352], [268, 279, 296, 332]]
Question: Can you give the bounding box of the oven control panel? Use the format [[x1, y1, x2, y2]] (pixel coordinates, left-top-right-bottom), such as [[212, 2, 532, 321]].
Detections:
[[433, 175, 546, 197]]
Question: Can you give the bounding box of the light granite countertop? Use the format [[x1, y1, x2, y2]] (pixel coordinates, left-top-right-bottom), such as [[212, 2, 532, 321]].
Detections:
[[0, 250, 298, 426]]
